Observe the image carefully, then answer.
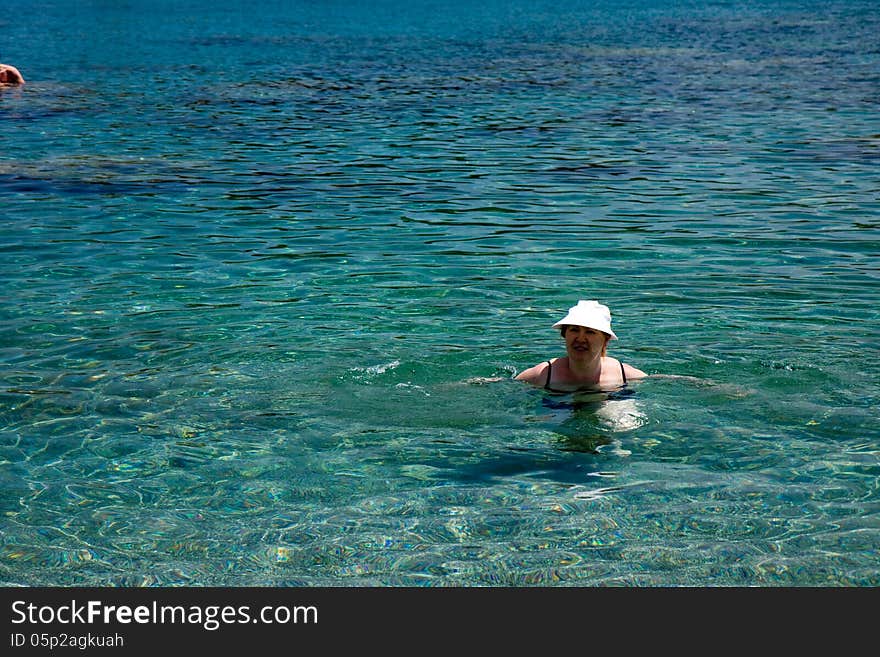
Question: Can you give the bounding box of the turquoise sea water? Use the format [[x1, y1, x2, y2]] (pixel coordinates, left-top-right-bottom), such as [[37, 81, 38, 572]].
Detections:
[[1, 0, 878, 586]]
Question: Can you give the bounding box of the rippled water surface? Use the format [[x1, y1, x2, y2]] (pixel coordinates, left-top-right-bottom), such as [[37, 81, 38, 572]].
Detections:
[[1, 0, 878, 586]]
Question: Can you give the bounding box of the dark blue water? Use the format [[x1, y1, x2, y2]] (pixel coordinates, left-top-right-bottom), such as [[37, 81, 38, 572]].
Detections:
[[1, 0, 878, 586]]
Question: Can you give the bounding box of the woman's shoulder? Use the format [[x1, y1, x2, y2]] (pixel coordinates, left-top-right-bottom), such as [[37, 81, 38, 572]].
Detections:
[[601, 357, 647, 380], [621, 361, 648, 380], [514, 359, 554, 385]]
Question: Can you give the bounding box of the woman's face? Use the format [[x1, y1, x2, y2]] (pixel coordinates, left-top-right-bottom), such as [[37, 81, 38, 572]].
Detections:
[[563, 325, 608, 357]]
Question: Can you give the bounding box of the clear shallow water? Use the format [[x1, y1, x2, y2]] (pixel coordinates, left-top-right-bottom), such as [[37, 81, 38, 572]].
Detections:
[[1, 0, 878, 586]]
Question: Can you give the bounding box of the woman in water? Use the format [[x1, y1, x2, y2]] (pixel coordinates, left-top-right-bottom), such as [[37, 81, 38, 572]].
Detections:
[[0, 63, 25, 85], [516, 300, 646, 392]]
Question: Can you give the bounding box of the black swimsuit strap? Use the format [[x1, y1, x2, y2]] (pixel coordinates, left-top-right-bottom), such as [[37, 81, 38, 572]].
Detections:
[[620, 359, 627, 384]]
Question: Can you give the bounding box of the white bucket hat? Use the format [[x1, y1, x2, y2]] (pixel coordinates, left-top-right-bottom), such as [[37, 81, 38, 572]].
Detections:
[[552, 300, 618, 339]]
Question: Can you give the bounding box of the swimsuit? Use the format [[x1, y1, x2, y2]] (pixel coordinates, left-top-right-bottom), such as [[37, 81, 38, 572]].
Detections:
[[543, 359, 627, 393]]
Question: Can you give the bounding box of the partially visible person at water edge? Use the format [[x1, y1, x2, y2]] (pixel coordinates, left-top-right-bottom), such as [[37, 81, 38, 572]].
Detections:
[[516, 300, 647, 392], [0, 63, 25, 85]]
